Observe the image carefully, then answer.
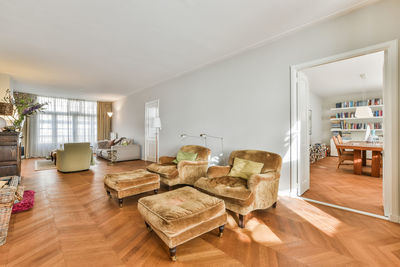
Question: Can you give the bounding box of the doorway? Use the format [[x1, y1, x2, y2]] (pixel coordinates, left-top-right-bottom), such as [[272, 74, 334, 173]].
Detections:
[[145, 99, 159, 162], [290, 41, 399, 222]]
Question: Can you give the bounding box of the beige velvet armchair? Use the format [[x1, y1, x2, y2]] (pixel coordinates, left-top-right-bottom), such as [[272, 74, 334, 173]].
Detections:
[[56, 143, 92, 172], [146, 145, 211, 188], [194, 150, 282, 228]]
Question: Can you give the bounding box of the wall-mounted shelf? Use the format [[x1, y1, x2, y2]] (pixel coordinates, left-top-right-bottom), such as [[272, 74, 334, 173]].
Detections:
[[331, 128, 383, 132], [330, 105, 383, 112], [330, 116, 384, 121]]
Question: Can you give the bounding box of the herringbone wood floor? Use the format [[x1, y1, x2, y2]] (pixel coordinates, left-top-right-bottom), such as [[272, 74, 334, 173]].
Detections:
[[303, 157, 383, 215], [0, 157, 399, 266]]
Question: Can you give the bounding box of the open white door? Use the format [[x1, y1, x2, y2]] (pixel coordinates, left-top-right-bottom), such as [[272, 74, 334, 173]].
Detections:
[[145, 100, 159, 162], [298, 71, 311, 195]]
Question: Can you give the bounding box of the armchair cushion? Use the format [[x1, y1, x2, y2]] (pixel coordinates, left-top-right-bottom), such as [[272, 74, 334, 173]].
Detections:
[[228, 157, 264, 180], [147, 163, 179, 179], [195, 176, 254, 206], [172, 150, 197, 164]]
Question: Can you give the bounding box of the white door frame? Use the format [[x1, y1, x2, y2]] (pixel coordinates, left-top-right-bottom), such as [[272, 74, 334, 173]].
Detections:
[[145, 99, 160, 162], [290, 40, 399, 222]]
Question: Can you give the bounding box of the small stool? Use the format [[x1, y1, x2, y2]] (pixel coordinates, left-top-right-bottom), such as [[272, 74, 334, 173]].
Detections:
[[104, 169, 160, 207], [138, 186, 227, 261]]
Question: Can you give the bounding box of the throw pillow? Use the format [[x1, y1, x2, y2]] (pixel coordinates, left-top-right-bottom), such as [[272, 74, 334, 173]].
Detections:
[[172, 150, 198, 164], [113, 137, 125, 146], [120, 138, 131, 146], [106, 140, 114, 148], [228, 157, 264, 180]]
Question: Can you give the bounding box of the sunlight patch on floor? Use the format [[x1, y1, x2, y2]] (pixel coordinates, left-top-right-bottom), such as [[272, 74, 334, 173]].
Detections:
[[247, 218, 282, 246], [291, 200, 343, 237]]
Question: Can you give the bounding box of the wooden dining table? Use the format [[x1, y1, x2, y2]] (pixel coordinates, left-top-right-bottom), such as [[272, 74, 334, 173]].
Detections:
[[336, 141, 383, 177]]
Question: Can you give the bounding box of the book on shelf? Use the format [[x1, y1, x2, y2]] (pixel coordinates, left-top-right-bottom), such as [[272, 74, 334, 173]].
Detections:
[[335, 98, 383, 108], [333, 122, 383, 130]]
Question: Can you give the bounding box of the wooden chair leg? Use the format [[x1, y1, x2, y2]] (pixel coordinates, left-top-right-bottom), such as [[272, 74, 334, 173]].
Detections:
[[169, 247, 177, 261], [118, 199, 123, 208], [238, 214, 245, 228], [337, 159, 342, 169], [218, 225, 225, 237], [145, 222, 152, 232]]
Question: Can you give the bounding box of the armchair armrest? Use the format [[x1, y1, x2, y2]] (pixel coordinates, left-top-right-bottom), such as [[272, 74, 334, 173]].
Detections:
[[97, 140, 109, 149], [207, 165, 231, 178], [178, 160, 209, 184], [177, 160, 208, 168], [159, 156, 176, 164], [56, 149, 65, 159], [248, 172, 280, 191]]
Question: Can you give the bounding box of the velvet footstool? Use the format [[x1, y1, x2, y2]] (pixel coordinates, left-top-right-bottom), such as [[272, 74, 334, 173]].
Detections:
[[104, 169, 160, 207], [138, 186, 227, 261]]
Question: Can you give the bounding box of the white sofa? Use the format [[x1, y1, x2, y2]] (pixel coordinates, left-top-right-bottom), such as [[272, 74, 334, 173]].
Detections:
[[96, 138, 140, 162]]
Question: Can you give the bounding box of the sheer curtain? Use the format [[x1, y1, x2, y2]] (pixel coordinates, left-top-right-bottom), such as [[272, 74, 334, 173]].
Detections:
[[28, 96, 97, 157]]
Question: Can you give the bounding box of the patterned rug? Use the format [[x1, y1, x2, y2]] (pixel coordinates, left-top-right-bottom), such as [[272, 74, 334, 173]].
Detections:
[[34, 159, 56, 171]]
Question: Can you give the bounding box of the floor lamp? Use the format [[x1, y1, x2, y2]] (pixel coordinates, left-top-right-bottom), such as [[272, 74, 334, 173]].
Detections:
[[200, 133, 224, 164], [152, 117, 162, 163]]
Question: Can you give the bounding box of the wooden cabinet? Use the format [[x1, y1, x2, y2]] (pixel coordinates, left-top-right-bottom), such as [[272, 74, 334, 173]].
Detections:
[[0, 132, 21, 177]]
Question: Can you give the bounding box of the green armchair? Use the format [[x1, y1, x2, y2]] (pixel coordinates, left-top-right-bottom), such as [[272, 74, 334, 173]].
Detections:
[[56, 143, 92, 172]]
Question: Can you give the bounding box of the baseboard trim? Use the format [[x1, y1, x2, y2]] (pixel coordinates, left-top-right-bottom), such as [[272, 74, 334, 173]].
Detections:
[[298, 196, 389, 221], [389, 214, 400, 223]]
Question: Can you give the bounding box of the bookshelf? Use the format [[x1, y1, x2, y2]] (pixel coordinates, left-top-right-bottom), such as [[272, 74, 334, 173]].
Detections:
[[330, 116, 383, 121], [330, 104, 383, 112], [330, 129, 383, 132], [329, 97, 383, 157]]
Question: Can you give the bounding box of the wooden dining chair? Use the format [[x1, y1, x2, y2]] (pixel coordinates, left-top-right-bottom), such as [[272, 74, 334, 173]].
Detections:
[[333, 136, 354, 169], [336, 135, 353, 152]]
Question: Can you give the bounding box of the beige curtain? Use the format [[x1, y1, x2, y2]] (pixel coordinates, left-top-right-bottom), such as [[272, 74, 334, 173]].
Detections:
[[97, 102, 112, 140]]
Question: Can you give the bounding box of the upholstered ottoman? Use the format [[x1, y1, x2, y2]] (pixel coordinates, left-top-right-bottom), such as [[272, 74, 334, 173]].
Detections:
[[104, 169, 160, 207], [138, 186, 227, 261]]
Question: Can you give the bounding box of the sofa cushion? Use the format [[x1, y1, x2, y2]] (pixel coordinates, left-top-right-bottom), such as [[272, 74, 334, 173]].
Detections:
[[147, 163, 179, 179], [195, 176, 254, 206], [138, 187, 225, 236]]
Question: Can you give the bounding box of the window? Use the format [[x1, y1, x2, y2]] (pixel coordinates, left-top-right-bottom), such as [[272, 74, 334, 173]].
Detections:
[[31, 96, 97, 156]]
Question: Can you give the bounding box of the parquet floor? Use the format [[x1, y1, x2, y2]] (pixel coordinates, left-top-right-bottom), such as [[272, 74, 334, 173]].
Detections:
[[303, 157, 383, 215], [0, 157, 399, 266]]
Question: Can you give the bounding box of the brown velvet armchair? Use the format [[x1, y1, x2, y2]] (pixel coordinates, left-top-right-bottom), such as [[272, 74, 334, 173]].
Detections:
[[146, 145, 211, 188], [194, 150, 282, 228]]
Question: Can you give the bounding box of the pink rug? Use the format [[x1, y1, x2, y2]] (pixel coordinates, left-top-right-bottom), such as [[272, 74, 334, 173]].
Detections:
[[12, 190, 35, 214]]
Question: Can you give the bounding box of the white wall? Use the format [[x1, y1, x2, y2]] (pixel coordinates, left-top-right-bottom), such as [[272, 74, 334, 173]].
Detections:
[[114, 0, 400, 194], [309, 92, 323, 144]]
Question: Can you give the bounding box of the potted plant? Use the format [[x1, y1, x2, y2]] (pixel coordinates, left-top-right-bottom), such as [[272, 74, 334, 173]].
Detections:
[[1, 89, 46, 133]]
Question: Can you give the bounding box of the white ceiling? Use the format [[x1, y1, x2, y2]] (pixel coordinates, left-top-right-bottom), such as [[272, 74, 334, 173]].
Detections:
[[0, 0, 377, 101], [303, 51, 384, 98]]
